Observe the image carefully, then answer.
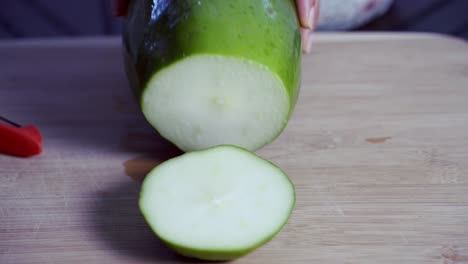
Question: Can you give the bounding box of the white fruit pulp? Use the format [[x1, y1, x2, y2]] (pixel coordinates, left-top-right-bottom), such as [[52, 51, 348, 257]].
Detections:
[[142, 55, 290, 151], [140, 146, 295, 251]]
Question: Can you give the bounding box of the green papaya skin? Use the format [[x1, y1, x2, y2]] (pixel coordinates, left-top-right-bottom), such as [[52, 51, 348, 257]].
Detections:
[[123, 0, 301, 108]]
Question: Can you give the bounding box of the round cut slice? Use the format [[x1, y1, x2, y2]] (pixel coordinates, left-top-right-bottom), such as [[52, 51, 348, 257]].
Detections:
[[141, 55, 290, 152], [139, 145, 295, 260]]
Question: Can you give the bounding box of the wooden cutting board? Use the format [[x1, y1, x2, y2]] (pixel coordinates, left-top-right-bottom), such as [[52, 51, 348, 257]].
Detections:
[[1, 33, 468, 264]]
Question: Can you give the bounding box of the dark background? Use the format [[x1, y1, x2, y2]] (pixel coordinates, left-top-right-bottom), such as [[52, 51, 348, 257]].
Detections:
[[0, 0, 468, 40]]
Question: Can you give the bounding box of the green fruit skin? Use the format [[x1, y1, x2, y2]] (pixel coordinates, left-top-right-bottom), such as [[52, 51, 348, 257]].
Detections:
[[139, 145, 296, 261], [123, 0, 301, 113]]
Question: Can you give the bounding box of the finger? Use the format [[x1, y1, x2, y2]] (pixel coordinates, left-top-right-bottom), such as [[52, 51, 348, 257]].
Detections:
[[112, 0, 128, 16], [296, 0, 319, 29], [312, 0, 320, 30], [300, 28, 313, 54]]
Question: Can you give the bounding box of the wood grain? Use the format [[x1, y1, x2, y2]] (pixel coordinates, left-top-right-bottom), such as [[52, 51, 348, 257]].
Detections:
[[1, 33, 468, 264]]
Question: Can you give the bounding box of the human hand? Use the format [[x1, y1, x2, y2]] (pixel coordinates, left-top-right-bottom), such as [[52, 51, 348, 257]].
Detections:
[[296, 0, 320, 53], [112, 0, 319, 53]]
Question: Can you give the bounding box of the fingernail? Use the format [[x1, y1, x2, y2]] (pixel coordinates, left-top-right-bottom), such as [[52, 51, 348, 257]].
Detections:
[[307, 7, 315, 29], [300, 28, 313, 54]]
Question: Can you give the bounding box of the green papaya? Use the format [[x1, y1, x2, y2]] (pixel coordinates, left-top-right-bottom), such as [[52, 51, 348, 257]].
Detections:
[[123, 0, 301, 151]]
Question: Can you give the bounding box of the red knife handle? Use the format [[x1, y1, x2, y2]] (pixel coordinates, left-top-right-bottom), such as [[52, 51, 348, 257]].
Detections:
[[0, 123, 42, 157]]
